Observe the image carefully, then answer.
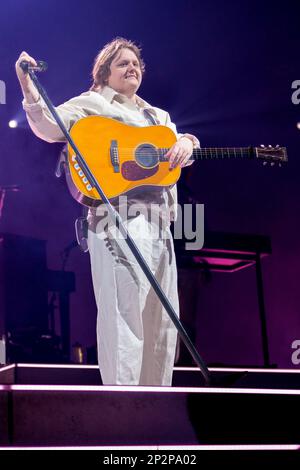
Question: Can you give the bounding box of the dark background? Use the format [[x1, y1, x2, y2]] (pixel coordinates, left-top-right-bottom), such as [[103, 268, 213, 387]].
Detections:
[[0, 0, 299, 367]]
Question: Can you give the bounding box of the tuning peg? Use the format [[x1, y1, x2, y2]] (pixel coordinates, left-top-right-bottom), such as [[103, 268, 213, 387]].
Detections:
[[271, 162, 275, 166], [268, 145, 272, 148], [260, 144, 265, 148], [276, 144, 279, 148], [263, 161, 267, 166]]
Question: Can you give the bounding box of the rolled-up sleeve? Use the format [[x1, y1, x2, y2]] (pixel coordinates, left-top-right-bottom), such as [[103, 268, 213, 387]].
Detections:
[[22, 93, 100, 143]]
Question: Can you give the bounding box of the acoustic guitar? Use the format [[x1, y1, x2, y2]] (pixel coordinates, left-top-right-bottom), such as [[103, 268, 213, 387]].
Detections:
[[65, 116, 288, 207]]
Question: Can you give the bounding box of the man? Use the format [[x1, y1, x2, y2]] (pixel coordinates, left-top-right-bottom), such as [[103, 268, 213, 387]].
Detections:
[[15, 37, 199, 386]]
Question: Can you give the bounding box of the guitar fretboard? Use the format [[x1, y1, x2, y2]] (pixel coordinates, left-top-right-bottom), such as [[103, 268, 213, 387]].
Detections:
[[159, 147, 254, 161]]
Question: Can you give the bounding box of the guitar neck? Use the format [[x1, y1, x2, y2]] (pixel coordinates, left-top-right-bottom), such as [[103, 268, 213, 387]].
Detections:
[[160, 147, 255, 161], [192, 147, 255, 161]]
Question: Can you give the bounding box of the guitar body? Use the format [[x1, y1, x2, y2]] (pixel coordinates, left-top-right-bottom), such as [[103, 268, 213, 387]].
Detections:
[[65, 115, 287, 207], [67, 116, 180, 207]]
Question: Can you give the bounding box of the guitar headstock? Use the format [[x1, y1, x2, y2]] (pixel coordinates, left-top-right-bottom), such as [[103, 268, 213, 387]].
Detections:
[[255, 145, 288, 166]]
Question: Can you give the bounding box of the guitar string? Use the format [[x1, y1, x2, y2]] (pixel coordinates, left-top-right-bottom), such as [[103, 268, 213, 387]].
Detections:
[[105, 148, 261, 160]]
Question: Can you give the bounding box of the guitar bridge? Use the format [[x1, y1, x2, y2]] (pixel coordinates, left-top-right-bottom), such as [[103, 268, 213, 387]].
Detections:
[[110, 140, 120, 173]]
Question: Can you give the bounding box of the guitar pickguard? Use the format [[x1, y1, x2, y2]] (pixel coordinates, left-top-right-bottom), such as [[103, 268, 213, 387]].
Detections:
[[121, 161, 158, 181]]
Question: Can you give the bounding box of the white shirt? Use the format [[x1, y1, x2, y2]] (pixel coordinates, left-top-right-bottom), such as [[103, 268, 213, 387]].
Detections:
[[22, 86, 193, 221]]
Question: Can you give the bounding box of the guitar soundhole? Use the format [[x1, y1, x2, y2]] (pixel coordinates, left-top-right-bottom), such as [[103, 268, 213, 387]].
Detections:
[[135, 144, 158, 168]]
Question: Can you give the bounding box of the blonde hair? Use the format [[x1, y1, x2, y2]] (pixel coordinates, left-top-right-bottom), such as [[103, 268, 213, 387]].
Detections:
[[90, 37, 145, 91]]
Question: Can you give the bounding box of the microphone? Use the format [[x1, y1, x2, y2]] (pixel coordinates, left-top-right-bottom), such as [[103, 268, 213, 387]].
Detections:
[[19, 60, 48, 73]]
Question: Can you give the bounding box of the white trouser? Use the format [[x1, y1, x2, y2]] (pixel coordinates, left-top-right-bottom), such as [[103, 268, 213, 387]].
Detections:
[[87, 213, 179, 386]]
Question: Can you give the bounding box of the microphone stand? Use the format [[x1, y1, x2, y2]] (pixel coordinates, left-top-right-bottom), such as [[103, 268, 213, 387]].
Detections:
[[21, 62, 212, 386]]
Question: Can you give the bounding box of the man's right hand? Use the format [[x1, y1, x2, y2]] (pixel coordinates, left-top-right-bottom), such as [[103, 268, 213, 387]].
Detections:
[[15, 51, 39, 103]]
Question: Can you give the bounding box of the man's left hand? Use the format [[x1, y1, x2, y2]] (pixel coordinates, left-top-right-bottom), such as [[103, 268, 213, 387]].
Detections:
[[165, 137, 193, 169]]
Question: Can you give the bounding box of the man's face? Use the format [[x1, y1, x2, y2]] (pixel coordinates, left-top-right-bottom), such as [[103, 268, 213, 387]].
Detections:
[[107, 48, 142, 97]]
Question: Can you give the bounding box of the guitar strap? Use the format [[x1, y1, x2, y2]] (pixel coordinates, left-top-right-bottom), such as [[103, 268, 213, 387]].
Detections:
[[55, 144, 89, 252], [142, 108, 160, 126]]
